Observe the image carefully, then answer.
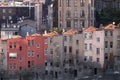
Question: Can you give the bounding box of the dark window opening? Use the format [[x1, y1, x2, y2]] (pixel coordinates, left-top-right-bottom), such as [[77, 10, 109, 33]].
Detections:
[[9, 42, 12, 48], [28, 61, 30, 68], [19, 46, 22, 51]]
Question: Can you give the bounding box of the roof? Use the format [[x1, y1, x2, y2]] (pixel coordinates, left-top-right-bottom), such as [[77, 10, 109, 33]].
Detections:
[[84, 26, 96, 32], [31, 33, 41, 36], [104, 24, 116, 30], [11, 35, 22, 38], [63, 29, 78, 35], [43, 31, 58, 37], [18, 19, 36, 27]]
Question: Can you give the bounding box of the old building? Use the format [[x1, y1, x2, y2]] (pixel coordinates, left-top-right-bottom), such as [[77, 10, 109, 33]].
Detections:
[[0, 39, 7, 71], [43, 30, 84, 79], [7, 34, 45, 73], [58, 0, 95, 30]]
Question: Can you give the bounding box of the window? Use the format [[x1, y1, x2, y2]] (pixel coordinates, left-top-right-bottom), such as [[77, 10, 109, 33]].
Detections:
[[69, 46, 72, 53], [80, 0, 85, 7], [110, 42, 113, 48], [97, 58, 100, 62], [110, 31, 113, 36], [96, 48, 100, 55], [19, 46, 22, 51], [66, 20, 71, 28], [76, 40, 79, 45], [64, 46, 67, 53], [89, 43, 92, 50], [3, 9, 6, 13], [28, 61, 30, 68], [28, 40, 30, 46], [84, 56, 87, 61], [9, 42, 12, 48], [69, 35, 72, 42], [45, 62, 47, 66], [2, 16, 5, 19], [89, 56, 92, 61], [28, 50, 30, 57], [50, 49, 53, 54], [14, 42, 16, 48], [9, 9, 12, 13], [32, 61, 34, 67], [84, 33, 87, 39], [105, 53, 108, 60], [64, 36, 67, 41], [37, 55, 40, 58], [74, 9, 78, 17], [80, 10, 85, 18], [105, 31, 107, 36], [84, 43, 87, 50], [66, 0, 71, 7], [89, 33, 92, 39], [66, 10, 71, 18], [50, 38, 52, 44], [19, 67, 22, 70], [1, 49, 3, 52], [32, 40, 34, 46], [9, 16, 12, 20], [60, 0, 61, 7], [105, 41, 108, 48], [50, 62, 53, 66], [74, 20, 78, 28], [76, 49, 79, 54], [14, 32, 18, 35], [74, 0, 77, 7], [36, 44, 40, 48], [9, 63, 12, 70], [20, 57, 22, 62], [14, 63, 16, 70], [45, 70, 48, 75], [44, 38, 48, 44], [80, 20, 85, 28], [44, 48, 48, 54], [97, 37, 100, 42], [31, 51, 34, 57]]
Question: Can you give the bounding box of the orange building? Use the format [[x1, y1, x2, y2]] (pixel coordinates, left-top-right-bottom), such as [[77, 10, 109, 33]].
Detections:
[[7, 34, 46, 72]]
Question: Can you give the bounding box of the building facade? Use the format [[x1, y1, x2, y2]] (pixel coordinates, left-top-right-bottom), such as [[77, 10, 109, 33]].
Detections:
[[7, 34, 45, 72], [0, 40, 7, 71], [58, 0, 95, 30]]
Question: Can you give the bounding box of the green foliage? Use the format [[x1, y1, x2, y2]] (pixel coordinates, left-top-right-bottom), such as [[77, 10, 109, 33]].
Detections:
[[98, 8, 120, 25], [50, 27, 62, 34]]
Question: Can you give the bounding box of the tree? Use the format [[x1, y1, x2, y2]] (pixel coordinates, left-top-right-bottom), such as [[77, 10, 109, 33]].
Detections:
[[96, 8, 120, 25]]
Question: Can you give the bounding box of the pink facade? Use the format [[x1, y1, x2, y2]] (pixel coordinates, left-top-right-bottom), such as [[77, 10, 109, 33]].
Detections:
[[7, 35, 46, 71]]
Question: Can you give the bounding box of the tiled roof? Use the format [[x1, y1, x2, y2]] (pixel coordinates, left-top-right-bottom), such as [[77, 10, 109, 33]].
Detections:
[[84, 26, 96, 32], [11, 35, 22, 38], [63, 29, 78, 35], [31, 33, 41, 36], [43, 31, 58, 37], [104, 24, 116, 30]]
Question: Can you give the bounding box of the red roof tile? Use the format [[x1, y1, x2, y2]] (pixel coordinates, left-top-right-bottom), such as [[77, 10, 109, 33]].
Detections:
[[43, 31, 58, 37], [63, 29, 78, 35], [84, 26, 96, 32], [104, 24, 116, 30]]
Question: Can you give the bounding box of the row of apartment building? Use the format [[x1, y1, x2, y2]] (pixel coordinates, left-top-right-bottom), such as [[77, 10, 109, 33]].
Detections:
[[0, 23, 120, 78]]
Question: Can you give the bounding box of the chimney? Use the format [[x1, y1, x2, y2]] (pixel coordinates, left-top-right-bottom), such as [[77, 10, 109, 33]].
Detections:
[[99, 24, 104, 29], [26, 32, 29, 36], [44, 30, 47, 34], [62, 28, 65, 33]]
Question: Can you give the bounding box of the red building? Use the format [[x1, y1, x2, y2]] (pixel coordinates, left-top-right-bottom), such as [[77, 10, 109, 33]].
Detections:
[[7, 34, 46, 72]]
